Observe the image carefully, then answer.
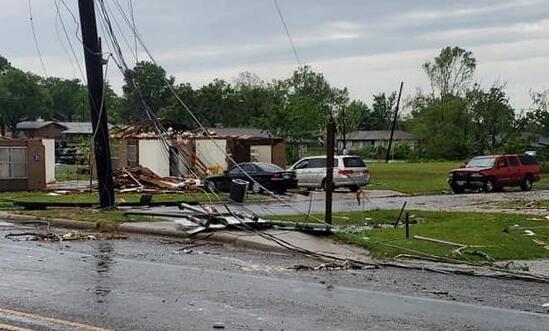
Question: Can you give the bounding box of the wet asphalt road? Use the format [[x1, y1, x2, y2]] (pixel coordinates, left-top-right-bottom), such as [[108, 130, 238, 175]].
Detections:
[[242, 189, 549, 216], [0, 221, 548, 330]]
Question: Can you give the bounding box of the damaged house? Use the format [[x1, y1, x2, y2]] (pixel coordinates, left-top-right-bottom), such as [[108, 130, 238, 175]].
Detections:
[[0, 138, 48, 191], [114, 120, 287, 178]]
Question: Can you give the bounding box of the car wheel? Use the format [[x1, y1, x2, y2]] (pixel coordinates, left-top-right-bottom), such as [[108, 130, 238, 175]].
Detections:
[[521, 176, 533, 191], [205, 180, 217, 193], [451, 186, 464, 194], [483, 179, 495, 193], [251, 182, 263, 194], [348, 185, 360, 192], [321, 179, 328, 191]]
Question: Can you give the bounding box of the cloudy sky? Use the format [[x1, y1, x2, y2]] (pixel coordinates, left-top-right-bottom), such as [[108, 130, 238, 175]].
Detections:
[[1, 0, 549, 110]]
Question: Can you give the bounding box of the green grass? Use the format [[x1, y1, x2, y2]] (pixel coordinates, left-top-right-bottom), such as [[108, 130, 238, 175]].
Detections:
[[0, 191, 230, 205], [364, 161, 461, 194], [55, 164, 86, 182], [271, 210, 549, 261], [495, 200, 549, 209], [13, 208, 160, 226]]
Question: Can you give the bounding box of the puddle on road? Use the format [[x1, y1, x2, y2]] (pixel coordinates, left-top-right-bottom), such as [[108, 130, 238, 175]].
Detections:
[[92, 242, 115, 304]]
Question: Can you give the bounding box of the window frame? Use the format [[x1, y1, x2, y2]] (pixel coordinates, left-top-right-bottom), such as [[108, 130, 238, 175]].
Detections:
[[0, 147, 28, 179]]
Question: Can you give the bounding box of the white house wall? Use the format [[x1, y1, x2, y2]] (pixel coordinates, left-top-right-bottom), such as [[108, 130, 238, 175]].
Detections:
[[42, 138, 56, 184], [250, 145, 272, 163], [138, 139, 170, 177], [196, 139, 227, 170]]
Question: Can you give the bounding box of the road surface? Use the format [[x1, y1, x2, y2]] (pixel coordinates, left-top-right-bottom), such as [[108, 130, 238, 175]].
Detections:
[[0, 221, 547, 330], [242, 189, 549, 216]]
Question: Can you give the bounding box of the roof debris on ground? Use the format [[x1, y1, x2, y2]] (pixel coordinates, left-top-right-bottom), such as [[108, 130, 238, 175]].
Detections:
[[113, 165, 201, 192]]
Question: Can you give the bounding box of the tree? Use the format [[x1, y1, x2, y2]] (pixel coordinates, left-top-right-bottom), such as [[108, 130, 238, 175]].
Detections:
[[0, 68, 52, 136], [408, 96, 471, 160], [467, 84, 515, 154], [158, 83, 198, 127], [256, 66, 349, 142], [423, 46, 476, 98], [121, 61, 174, 122], [369, 92, 397, 130], [519, 89, 549, 135], [0, 55, 10, 75], [336, 100, 369, 137], [42, 77, 89, 121]]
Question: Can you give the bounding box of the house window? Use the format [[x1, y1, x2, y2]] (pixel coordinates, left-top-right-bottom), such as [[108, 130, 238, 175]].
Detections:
[[0, 147, 27, 178], [127, 144, 137, 166]]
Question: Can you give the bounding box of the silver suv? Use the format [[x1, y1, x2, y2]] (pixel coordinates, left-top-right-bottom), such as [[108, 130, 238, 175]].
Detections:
[[288, 155, 370, 192]]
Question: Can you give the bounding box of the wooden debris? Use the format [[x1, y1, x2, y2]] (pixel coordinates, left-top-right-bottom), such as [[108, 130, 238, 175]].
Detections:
[[113, 165, 200, 192]]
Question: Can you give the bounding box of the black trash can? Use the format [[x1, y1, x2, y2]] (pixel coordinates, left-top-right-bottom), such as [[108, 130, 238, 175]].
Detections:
[[230, 179, 249, 203]]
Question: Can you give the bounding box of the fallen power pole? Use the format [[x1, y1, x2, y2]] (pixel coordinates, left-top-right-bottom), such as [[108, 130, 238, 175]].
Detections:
[[77, 0, 115, 208], [386, 81, 404, 163], [325, 117, 336, 225]]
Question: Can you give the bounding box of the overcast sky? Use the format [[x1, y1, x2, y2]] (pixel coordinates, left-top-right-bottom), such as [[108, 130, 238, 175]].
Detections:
[[1, 0, 549, 110]]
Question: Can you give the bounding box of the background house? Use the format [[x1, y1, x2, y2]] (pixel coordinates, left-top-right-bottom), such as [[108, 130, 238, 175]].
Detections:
[[15, 121, 68, 139], [338, 130, 416, 151]]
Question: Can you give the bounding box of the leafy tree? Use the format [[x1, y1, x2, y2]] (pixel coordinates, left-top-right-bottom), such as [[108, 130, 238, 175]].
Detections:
[[369, 92, 397, 130], [121, 61, 174, 122], [518, 89, 549, 135], [158, 83, 198, 127], [0, 55, 10, 75], [0, 68, 52, 136], [423, 46, 476, 98], [467, 84, 515, 154], [408, 96, 471, 160], [336, 100, 369, 137], [258, 66, 349, 141], [42, 77, 89, 121]]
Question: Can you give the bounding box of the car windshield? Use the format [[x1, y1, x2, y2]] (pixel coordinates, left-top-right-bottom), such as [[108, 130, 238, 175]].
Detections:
[[466, 157, 495, 168]]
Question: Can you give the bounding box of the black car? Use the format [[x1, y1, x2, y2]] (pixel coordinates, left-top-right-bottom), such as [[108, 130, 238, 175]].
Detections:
[[204, 162, 297, 194]]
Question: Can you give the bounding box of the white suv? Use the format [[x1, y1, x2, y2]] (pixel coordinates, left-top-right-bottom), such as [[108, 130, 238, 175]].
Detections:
[[288, 155, 370, 192]]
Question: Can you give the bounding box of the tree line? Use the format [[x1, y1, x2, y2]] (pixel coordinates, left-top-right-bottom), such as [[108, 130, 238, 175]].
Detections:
[[1, 46, 548, 160]]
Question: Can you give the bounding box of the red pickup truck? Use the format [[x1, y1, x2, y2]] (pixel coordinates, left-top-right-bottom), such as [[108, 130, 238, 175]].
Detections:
[[448, 154, 540, 193]]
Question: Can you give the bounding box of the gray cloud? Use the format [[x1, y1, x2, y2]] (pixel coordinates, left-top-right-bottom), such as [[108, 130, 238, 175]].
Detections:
[[1, 0, 548, 109]]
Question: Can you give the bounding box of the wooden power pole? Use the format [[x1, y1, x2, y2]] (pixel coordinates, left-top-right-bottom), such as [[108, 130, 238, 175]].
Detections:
[[325, 117, 336, 225], [78, 0, 115, 208], [386, 81, 404, 163]]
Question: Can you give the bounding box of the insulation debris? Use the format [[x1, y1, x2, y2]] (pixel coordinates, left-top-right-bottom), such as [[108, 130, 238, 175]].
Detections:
[[113, 165, 201, 192]]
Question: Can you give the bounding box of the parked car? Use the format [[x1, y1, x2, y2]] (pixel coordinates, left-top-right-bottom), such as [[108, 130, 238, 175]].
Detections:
[[204, 162, 297, 194], [448, 154, 540, 193], [288, 155, 370, 192]]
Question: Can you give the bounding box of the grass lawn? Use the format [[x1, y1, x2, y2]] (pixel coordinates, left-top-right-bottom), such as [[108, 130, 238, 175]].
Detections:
[[271, 210, 549, 262], [495, 200, 549, 209], [363, 161, 549, 194], [0, 191, 225, 204], [364, 161, 461, 194], [55, 164, 86, 182], [13, 208, 161, 226]]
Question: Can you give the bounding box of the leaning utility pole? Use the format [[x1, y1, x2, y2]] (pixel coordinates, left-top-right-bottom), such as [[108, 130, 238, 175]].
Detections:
[[385, 81, 404, 163], [78, 0, 115, 208], [325, 117, 336, 225]]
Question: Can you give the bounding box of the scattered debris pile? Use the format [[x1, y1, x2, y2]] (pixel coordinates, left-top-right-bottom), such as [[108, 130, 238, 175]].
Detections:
[[5, 231, 127, 242], [113, 165, 201, 192]]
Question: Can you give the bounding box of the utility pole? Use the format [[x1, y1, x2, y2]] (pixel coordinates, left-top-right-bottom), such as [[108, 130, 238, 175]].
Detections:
[[325, 117, 336, 225], [386, 81, 404, 163], [341, 107, 346, 153], [78, 0, 115, 208]]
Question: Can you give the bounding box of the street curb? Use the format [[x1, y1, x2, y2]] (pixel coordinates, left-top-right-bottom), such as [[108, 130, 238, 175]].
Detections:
[[0, 211, 291, 254]]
